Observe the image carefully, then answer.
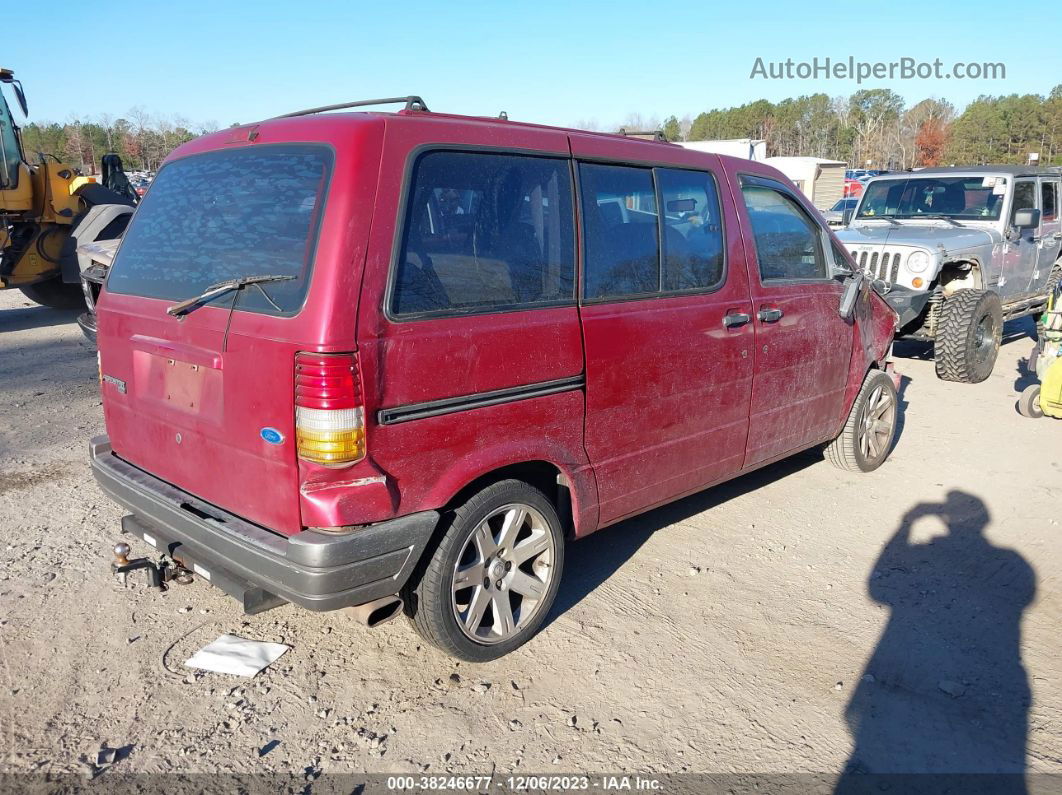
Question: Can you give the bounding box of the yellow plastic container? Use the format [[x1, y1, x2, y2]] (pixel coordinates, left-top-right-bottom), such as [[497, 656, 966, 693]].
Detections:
[[1042, 356, 1062, 419]]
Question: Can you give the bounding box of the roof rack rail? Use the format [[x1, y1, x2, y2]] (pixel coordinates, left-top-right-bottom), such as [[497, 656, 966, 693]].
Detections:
[[617, 128, 666, 142], [273, 96, 429, 119]]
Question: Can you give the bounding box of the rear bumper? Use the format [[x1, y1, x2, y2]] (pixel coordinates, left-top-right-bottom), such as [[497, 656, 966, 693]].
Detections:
[[89, 435, 438, 612]]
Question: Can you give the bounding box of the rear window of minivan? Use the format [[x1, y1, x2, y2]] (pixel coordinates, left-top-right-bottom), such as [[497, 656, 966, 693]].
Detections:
[[106, 144, 333, 315], [390, 151, 575, 318]]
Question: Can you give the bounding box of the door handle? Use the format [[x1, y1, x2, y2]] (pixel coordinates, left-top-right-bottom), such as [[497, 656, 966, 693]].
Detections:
[[722, 311, 751, 328], [758, 308, 784, 323], [1053, 232, 1062, 240]]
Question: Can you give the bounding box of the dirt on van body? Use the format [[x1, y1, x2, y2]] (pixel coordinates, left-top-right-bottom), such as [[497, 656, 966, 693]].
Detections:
[[1, 288, 1060, 788]]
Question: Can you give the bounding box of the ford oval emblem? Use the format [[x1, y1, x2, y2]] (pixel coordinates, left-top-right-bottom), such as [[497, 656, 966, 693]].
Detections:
[[260, 427, 284, 445]]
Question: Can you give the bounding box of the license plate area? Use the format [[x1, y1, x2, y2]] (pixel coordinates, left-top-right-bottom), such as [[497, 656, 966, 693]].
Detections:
[[132, 351, 223, 418]]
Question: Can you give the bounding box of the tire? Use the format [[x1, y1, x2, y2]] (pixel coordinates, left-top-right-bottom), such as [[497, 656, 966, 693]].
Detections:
[[18, 277, 85, 310], [1017, 385, 1043, 419], [934, 289, 1003, 383], [404, 479, 565, 662], [825, 370, 898, 473], [1036, 266, 1061, 342]]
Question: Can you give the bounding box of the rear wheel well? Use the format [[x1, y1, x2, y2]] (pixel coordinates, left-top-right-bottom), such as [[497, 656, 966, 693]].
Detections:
[[405, 462, 576, 604], [445, 461, 573, 536]]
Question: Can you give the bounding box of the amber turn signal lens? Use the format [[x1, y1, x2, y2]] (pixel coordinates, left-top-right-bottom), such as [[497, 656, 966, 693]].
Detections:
[[912, 278, 924, 288]]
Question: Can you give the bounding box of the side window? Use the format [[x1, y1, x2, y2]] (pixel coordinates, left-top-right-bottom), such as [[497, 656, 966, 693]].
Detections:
[[0, 103, 20, 190], [1042, 181, 1058, 223], [740, 182, 827, 281], [1012, 180, 1037, 223], [391, 151, 575, 317], [579, 164, 659, 300], [657, 168, 725, 292]]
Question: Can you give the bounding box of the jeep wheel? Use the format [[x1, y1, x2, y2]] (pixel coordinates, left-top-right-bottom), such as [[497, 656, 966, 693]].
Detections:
[[1017, 385, 1043, 419], [934, 289, 1003, 383], [19, 277, 86, 310], [404, 479, 565, 661], [825, 369, 898, 473]]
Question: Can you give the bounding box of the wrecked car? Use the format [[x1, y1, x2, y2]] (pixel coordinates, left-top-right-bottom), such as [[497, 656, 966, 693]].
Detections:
[[837, 166, 1062, 382], [90, 99, 900, 661]]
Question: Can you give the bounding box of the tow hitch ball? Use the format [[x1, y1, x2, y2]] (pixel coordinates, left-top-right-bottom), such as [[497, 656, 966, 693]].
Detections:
[[111, 542, 193, 591]]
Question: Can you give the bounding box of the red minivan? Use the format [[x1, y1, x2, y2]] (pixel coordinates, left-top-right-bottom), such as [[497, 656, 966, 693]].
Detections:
[[91, 99, 899, 661]]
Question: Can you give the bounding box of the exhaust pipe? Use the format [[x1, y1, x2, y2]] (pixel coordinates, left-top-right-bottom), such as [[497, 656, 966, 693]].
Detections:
[[350, 595, 404, 628]]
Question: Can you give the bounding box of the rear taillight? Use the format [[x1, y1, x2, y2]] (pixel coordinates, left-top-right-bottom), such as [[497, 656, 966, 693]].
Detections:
[[294, 352, 365, 466]]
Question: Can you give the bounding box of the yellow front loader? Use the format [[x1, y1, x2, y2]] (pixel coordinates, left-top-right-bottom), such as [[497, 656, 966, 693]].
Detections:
[[0, 68, 136, 309]]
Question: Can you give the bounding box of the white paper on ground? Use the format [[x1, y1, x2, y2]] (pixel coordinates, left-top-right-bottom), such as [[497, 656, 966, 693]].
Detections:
[[184, 634, 290, 677]]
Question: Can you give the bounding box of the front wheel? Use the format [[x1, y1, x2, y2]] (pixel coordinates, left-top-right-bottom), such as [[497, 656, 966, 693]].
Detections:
[[934, 289, 1003, 383], [18, 277, 86, 310], [404, 479, 565, 661], [825, 370, 898, 473]]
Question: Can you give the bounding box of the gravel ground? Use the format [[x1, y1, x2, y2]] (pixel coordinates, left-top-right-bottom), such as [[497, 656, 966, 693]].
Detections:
[[0, 288, 1060, 789]]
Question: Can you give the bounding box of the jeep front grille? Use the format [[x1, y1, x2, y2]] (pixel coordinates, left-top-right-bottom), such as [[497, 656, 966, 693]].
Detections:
[[855, 250, 901, 284]]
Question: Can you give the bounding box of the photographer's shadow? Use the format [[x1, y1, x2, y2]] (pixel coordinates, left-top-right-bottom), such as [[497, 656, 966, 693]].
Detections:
[[838, 491, 1035, 792]]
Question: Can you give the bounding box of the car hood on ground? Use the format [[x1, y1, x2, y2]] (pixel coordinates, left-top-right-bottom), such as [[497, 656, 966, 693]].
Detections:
[[837, 223, 999, 254]]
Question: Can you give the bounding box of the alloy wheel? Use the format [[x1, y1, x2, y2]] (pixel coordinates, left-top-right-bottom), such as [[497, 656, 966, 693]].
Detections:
[[857, 383, 896, 463], [451, 503, 556, 645]]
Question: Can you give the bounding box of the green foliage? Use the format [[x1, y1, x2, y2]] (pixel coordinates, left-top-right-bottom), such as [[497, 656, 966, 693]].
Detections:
[[18, 87, 1062, 172], [17, 110, 218, 173], [621, 86, 1062, 167], [661, 115, 682, 142]]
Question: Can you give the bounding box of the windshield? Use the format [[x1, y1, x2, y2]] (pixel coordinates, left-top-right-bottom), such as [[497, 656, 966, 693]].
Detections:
[[857, 175, 1005, 221], [0, 86, 22, 189], [106, 144, 333, 315]]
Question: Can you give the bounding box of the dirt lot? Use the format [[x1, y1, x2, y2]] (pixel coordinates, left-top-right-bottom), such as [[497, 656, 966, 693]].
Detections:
[[0, 288, 1060, 789]]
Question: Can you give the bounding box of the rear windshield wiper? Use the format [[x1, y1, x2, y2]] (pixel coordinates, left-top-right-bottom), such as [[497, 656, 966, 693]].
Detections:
[[166, 274, 296, 317]]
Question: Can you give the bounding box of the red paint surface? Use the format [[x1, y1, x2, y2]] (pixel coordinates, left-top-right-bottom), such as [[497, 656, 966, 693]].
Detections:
[[97, 111, 895, 540]]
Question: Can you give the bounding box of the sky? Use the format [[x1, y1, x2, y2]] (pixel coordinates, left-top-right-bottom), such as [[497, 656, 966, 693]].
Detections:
[[5, 0, 1059, 131]]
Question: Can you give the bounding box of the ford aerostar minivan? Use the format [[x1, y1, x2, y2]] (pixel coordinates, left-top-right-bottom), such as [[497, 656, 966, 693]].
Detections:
[[90, 97, 899, 661]]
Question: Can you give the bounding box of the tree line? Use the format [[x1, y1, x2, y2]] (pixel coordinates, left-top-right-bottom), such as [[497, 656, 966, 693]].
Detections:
[[18, 87, 1062, 173], [591, 87, 1062, 169], [17, 108, 219, 173]]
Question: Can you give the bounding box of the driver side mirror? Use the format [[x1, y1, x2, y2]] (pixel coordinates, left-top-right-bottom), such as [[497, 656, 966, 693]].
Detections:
[[1013, 208, 1040, 229], [838, 272, 865, 321], [842, 208, 855, 227]]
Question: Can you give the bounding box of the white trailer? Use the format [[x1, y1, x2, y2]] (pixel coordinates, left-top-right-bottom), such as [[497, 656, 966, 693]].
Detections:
[[679, 138, 766, 161], [764, 156, 846, 212]]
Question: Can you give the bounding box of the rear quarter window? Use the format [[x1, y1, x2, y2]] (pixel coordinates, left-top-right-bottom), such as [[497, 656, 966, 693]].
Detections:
[[105, 144, 333, 315], [390, 151, 576, 318]]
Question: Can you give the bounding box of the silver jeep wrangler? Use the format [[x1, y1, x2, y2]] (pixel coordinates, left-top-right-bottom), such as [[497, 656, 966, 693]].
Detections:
[[836, 166, 1062, 382]]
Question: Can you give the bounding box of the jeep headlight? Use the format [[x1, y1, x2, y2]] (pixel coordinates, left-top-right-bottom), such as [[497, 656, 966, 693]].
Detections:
[[907, 251, 930, 273]]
